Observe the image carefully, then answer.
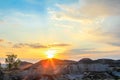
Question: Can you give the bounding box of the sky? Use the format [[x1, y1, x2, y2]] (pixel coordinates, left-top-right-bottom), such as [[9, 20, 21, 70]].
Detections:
[[0, 0, 120, 63]]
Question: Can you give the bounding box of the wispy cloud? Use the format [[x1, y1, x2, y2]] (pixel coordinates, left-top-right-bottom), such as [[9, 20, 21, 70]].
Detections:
[[48, 43, 71, 47], [13, 43, 48, 49], [107, 42, 120, 47], [48, 0, 120, 45], [0, 39, 4, 42], [13, 43, 71, 49], [0, 12, 44, 27], [69, 48, 119, 54]]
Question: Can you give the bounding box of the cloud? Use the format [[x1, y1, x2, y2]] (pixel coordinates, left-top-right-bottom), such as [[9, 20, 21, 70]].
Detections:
[[102, 17, 120, 44], [0, 39, 4, 42], [49, 0, 120, 23], [58, 47, 120, 60], [106, 22, 120, 39], [69, 48, 119, 54], [107, 42, 120, 47], [13, 43, 70, 49], [81, 0, 120, 15], [0, 11, 44, 27], [49, 43, 71, 47], [26, 43, 48, 49], [48, 0, 120, 46], [13, 43, 24, 48], [0, 11, 52, 43], [0, 20, 4, 24], [48, 0, 120, 25], [13, 43, 48, 49], [63, 48, 120, 60]]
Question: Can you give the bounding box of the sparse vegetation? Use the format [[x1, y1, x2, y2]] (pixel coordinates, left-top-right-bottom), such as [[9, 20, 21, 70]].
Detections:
[[5, 54, 21, 70]]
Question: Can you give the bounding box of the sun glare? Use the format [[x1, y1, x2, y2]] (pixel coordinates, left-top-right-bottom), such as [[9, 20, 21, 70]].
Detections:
[[45, 49, 56, 58]]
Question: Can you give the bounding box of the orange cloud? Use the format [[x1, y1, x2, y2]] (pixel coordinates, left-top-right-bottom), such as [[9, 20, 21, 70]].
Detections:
[[0, 39, 5, 42]]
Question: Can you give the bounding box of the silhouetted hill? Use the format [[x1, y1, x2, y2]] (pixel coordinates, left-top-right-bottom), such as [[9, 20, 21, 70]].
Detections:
[[19, 61, 33, 70], [1, 58, 120, 80], [40, 58, 76, 64], [30, 58, 76, 69], [94, 59, 115, 64], [78, 58, 120, 65], [79, 58, 93, 64]]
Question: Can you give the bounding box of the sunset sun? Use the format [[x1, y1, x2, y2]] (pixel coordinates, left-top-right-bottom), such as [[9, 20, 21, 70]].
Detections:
[[45, 49, 57, 58]]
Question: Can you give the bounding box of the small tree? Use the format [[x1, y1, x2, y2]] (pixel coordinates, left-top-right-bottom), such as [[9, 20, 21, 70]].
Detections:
[[5, 54, 21, 70]]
